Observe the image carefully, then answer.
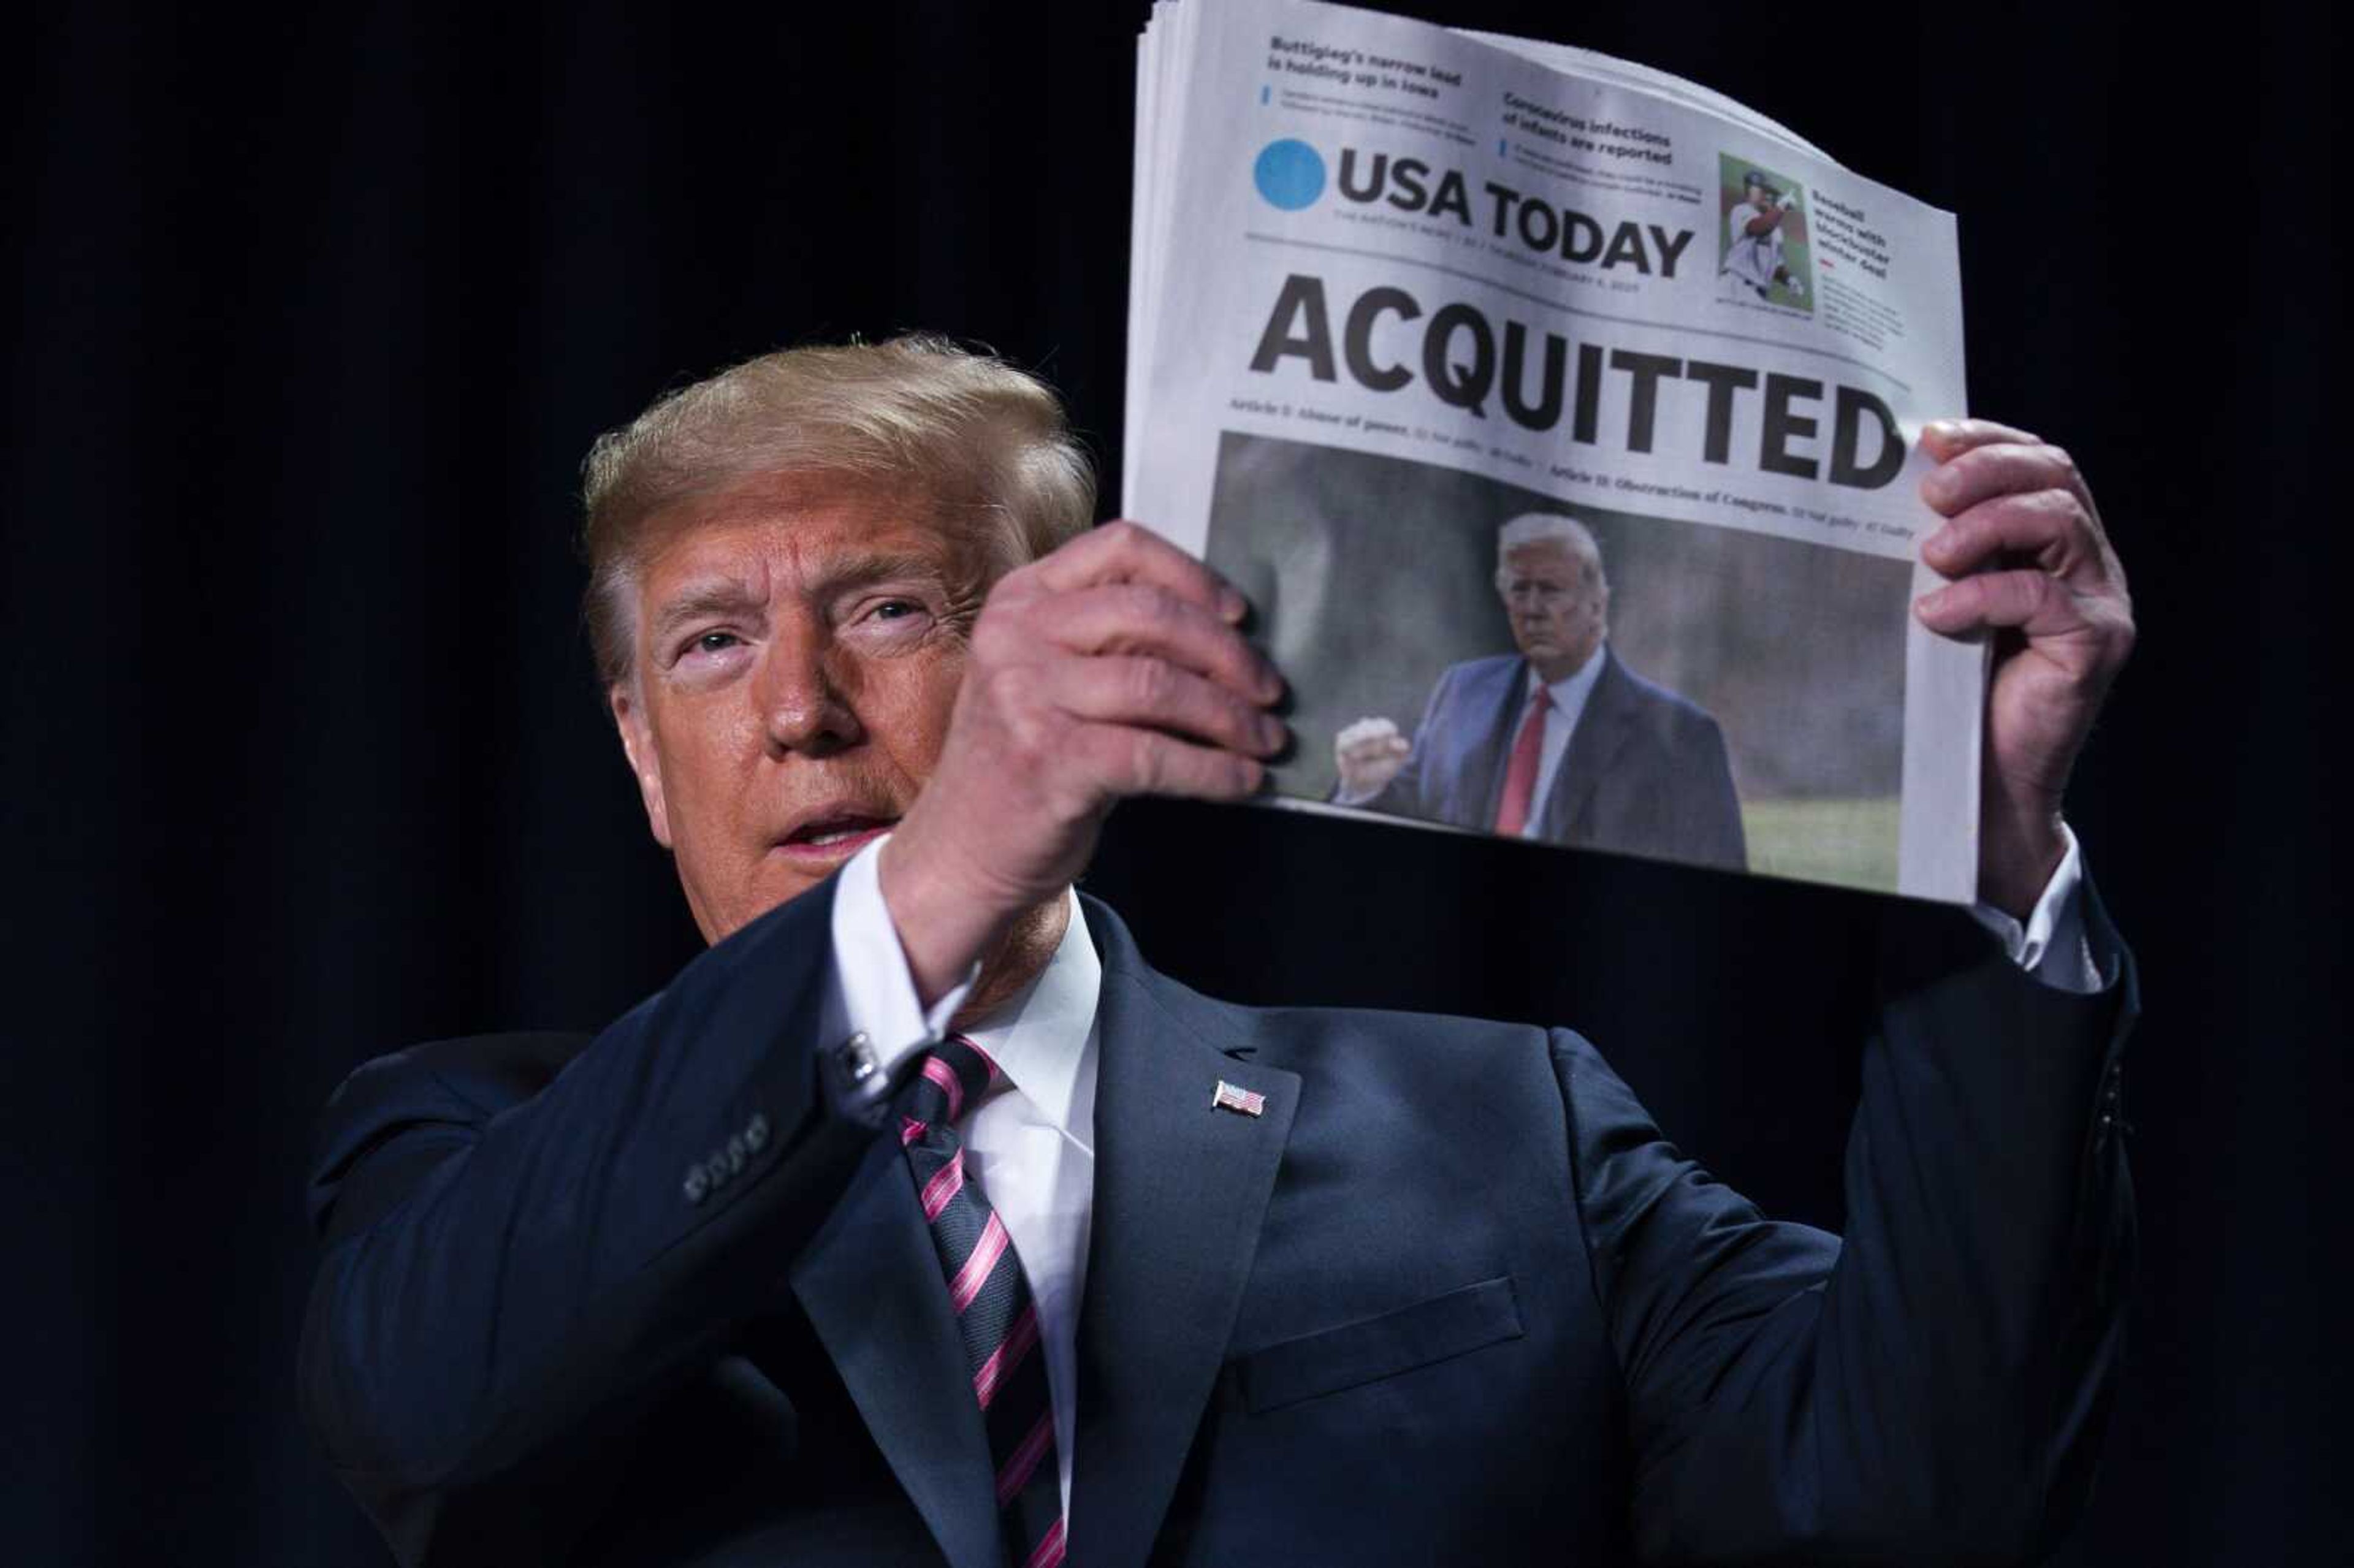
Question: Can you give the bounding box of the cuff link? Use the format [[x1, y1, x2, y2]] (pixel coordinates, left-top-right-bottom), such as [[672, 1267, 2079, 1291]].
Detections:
[[840, 1032, 880, 1086], [823, 1030, 899, 1130]]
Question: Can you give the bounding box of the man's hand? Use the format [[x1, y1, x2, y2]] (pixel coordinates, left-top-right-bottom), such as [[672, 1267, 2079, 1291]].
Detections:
[[881, 522, 1286, 1006], [1913, 419, 2135, 919], [1334, 717, 1411, 801]]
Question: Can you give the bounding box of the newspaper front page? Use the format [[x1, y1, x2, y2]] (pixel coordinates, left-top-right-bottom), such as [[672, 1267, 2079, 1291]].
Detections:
[[1127, 0, 1981, 902]]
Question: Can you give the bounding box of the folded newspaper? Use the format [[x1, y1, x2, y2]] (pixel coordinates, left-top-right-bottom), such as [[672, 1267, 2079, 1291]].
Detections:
[[1127, 0, 1980, 902]]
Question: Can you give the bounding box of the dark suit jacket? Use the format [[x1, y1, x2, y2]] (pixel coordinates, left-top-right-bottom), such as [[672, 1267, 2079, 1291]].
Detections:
[[1365, 649, 1748, 871], [300, 881, 2135, 1567]]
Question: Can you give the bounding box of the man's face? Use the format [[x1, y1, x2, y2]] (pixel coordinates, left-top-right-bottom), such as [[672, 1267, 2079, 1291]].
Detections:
[[1747, 181, 1773, 208], [608, 470, 990, 944], [1497, 539, 1606, 680]]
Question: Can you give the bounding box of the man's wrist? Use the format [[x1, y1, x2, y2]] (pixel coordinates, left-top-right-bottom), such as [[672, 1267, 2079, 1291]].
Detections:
[[1979, 796, 2068, 922], [1968, 822, 2106, 994], [828, 837, 977, 1087], [876, 824, 1010, 1011]]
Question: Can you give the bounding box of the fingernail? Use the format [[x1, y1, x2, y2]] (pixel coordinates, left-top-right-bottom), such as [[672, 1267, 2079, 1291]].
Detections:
[[1259, 715, 1288, 752], [1221, 588, 1249, 623], [1918, 586, 1951, 614]]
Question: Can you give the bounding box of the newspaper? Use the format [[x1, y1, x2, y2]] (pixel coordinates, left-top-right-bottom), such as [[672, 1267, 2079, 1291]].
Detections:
[[1126, 0, 1981, 902]]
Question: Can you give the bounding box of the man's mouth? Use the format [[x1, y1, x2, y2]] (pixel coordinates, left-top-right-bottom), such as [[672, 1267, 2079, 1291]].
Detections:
[[798, 823, 880, 847], [774, 810, 898, 859]]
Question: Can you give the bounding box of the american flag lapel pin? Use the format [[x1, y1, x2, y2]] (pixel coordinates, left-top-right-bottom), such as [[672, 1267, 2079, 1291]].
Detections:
[[1211, 1079, 1266, 1117]]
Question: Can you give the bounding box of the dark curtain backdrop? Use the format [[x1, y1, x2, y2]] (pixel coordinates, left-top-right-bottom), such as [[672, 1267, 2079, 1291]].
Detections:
[[4, 2, 2336, 1562]]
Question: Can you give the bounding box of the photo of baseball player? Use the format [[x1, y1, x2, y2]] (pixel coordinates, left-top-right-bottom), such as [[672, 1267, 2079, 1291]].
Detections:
[[1718, 156, 1813, 311]]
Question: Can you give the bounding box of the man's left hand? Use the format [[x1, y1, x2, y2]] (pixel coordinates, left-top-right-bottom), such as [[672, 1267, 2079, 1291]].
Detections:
[[1914, 419, 2135, 919]]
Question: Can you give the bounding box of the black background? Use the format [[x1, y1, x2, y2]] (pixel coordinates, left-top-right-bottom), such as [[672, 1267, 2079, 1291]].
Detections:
[[4, 2, 2337, 1562]]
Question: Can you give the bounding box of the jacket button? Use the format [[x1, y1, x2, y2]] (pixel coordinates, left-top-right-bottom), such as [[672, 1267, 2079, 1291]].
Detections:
[[725, 1133, 748, 1173], [683, 1166, 710, 1205], [744, 1113, 769, 1152]]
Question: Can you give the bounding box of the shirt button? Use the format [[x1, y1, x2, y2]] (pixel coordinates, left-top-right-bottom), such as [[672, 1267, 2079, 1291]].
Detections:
[[683, 1166, 710, 1205], [744, 1112, 770, 1152]]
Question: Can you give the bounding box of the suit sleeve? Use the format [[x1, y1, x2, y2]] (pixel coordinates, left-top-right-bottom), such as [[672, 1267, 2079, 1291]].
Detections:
[[1670, 714, 1746, 872], [297, 877, 883, 1565], [1555, 891, 2136, 1564]]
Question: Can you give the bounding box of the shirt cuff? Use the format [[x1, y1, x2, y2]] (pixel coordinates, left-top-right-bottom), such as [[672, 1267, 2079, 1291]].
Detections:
[[820, 835, 978, 1083], [1967, 821, 2110, 995]]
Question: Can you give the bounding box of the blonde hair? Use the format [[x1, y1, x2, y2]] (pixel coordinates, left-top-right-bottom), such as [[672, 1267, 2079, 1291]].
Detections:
[[1495, 512, 1605, 585], [579, 335, 1096, 685]]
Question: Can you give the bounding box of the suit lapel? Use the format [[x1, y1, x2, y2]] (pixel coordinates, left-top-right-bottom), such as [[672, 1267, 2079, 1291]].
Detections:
[[1469, 657, 1532, 830], [1067, 904, 1300, 1568], [1542, 647, 1636, 842], [793, 1130, 1003, 1568]]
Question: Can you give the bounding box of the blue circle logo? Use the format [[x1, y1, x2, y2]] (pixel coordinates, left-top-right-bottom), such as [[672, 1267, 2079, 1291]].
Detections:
[[1253, 139, 1325, 210]]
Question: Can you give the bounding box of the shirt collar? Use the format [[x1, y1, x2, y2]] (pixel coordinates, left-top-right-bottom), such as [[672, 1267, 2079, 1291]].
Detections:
[[958, 887, 1099, 1148], [1526, 642, 1607, 710]]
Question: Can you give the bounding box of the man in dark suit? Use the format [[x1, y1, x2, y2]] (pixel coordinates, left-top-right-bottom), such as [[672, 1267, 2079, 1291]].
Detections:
[[300, 338, 2139, 1567], [1333, 514, 1747, 871]]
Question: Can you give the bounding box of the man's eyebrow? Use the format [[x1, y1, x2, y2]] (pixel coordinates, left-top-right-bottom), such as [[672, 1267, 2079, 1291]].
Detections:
[[813, 549, 956, 596], [649, 580, 766, 642], [648, 552, 962, 641]]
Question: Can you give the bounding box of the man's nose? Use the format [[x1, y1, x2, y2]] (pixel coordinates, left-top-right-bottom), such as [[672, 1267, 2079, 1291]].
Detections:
[[752, 622, 863, 756]]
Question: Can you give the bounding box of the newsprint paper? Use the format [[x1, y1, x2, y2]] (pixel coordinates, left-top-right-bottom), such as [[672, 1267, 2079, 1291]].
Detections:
[[1126, 0, 1981, 902]]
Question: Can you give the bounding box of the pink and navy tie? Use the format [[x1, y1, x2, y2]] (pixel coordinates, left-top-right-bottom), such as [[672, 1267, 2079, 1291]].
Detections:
[[897, 1035, 1065, 1568]]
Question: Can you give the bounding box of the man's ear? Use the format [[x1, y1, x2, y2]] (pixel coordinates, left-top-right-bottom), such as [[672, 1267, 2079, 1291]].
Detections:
[[609, 681, 674, 850]]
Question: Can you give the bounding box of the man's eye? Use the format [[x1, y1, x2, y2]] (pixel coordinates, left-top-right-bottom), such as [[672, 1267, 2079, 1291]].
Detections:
[[690, 631, 742, 655], [872, 599, 921, 622]]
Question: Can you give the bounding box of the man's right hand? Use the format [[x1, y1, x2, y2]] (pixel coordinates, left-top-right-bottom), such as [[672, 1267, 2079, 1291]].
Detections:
[[1333, 717, 1411, 802], [880, 522, 1287, 1007]]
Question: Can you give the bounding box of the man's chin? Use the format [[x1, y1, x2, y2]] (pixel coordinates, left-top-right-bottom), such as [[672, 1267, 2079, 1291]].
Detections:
[[691, 832, 898, 944]]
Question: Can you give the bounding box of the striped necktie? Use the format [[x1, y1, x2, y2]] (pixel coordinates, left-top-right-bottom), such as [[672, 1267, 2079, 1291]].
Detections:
[[897, 1035, 1065, 1568]]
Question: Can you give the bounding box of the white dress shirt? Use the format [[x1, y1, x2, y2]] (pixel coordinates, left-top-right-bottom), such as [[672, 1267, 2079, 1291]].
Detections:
[[819, 848, 1099, 1518], [816, 826, 2109, 1519]]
